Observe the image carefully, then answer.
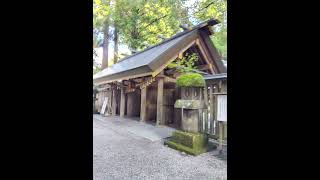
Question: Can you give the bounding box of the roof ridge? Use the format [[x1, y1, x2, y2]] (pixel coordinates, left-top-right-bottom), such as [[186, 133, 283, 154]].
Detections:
[[113, 18, 219, 65]]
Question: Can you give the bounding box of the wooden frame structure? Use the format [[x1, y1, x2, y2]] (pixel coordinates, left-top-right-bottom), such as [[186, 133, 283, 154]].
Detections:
[[202, 73, 227, 145], [93, 19, 227, 128]]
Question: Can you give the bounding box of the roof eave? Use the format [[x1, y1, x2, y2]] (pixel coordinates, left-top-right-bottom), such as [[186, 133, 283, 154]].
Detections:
[[93, 65, 153, 85]]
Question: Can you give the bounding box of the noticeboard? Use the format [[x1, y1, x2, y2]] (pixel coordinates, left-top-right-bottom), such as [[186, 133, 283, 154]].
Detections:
[[217, 95, 227, 122]]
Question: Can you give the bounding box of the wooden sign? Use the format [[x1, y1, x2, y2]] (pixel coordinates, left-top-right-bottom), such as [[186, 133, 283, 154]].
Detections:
[[217, 95, 227, 122], [100, 97, 109, 115]]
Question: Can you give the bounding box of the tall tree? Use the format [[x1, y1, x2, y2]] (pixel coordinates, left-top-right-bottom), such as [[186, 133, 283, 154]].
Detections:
[[112, 0, 119, 63], [113, 25, 119, 63], [93, 0, 111, 69]]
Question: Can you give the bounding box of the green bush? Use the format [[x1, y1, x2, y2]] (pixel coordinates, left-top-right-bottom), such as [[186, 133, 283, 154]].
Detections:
[[176, 73, 205, 87]]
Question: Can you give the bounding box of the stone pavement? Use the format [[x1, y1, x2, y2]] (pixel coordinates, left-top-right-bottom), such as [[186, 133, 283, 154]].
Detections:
[[93, 115, 227, 180]]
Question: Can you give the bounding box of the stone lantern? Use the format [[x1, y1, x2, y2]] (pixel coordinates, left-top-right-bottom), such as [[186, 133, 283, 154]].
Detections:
[[175, 87, 205, 133], [165, 73, 208, 155]]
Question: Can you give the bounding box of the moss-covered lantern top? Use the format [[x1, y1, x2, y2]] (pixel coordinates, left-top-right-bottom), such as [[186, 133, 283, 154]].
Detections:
[[176, 73, 205, 87]]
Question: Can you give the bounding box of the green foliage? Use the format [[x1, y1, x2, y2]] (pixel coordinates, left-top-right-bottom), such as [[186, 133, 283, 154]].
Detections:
[[195, 0, 227, 59], [186, 0, 227, 59], [92, 0, 227, 69], [93, 0, 111, 31], [93, 65, 101, 75], [113, 0, 191, 50], [168, 53, 199, 73], [176, 73, 205, 87]]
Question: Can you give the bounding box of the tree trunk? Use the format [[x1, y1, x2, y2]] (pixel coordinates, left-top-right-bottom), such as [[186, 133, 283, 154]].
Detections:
[[113, 25, 118, 64], [101, 21, 109, 70]]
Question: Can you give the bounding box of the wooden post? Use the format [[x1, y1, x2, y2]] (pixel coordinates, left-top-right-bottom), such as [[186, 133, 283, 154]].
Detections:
[[198, 87, 203, 133], [203, 84, 209, 133], [214, 84, 219, 138], [218, 121, 223, 151], [203, 84, 208, 106], [223, 122, 227, 141], [140, 87, 147, 122], [120, 87, 125, 117], [156, 77, 164, 125], [112, 89, 117, 116], [209, 85, 214, 134]]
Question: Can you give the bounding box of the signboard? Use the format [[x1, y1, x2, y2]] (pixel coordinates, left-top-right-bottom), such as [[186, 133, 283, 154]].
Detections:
[[100, 97, 109, 115], [217, 95, 227, 122]]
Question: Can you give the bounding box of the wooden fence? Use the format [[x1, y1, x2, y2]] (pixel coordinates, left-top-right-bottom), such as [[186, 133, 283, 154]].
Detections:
[[199, 80, 227, 145]]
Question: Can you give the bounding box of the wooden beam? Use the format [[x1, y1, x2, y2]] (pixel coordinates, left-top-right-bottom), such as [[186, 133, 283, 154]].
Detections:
[[196, 64, 211, 70], [120, 87, 125, 117], [179, 24, 190, 31], [157, 74, 177, 83], [156, 76, 164, 125], [152, 55, 178, 77], [199, 30, 227, 73], [94, 72, 153, 85], [208, 26, 214, 35], [196, 38, 215, 74], [140, 86, 147, 122]]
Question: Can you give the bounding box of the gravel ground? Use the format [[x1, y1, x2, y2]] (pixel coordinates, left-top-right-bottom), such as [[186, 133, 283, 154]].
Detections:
[[93, 116, 227, 180]]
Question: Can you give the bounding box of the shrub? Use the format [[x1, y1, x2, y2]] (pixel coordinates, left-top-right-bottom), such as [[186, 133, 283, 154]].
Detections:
[[176, 73, 205, 87]]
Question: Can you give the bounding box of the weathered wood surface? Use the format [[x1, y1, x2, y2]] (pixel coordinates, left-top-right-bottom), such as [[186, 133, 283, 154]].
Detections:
[[199, 29, 226, 74], [173, 87, 181, 128], [146, 86, 157, 122], [163, 88, 175, 124], [209, 85, 214, 135], [112, 89, 117, 116], [96, 90, 112, 114], [120, 88, 125, 117], [140, 87, 147, 122], [156, 77, 164, 125], [127, 91, 141, 117]]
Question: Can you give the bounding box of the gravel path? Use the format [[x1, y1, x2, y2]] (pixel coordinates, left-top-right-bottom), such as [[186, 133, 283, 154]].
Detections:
[[93, 116, 227, 180]]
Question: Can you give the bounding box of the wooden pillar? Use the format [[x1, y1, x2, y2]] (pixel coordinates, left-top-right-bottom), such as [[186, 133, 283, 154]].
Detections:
[[127, 93, 133, 117], [120, 87, 125, 117], [156, 77, 164, 125], [140, 87, 147, 122], [218, 121, 224, 151], [202, 84, 209, 133], [203, 84, 208, 106], [214, 84, 219, 138], [209, 85, 214, 134], [112, 89, 117, 116]]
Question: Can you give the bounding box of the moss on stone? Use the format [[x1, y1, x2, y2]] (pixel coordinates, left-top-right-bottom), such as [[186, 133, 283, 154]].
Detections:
[[164, 130, 208, 156], [176, 73, 205, 87], [174, 100, 203, 109], [165, 140, 207, 156]]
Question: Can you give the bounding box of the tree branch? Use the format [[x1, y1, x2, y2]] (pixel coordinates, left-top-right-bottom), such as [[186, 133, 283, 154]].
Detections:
[[144, 15, 168, 28], [195, 1, 215, 14]]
